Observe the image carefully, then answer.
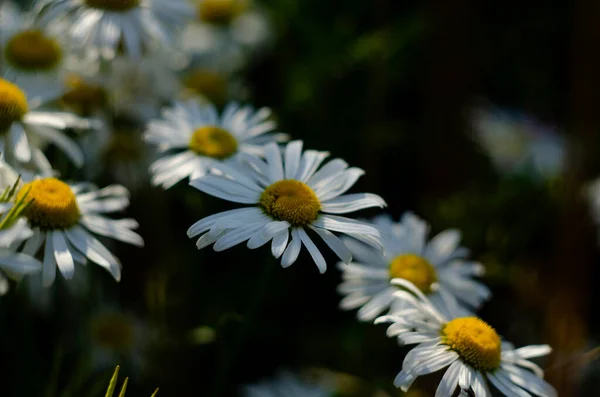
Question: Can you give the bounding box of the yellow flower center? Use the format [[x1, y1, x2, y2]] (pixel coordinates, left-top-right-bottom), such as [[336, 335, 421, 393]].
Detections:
[[441, 317, 502, 372], [260, 180, 321, 226], [4, 30, 62, 71], [84, 0, 140, 11], [197, 0, 248, 25], [60, 74, 107, 116], [389, 254, 437, 294], [17, 178, 80, 230], [102, 130, 142, 162], [0, 78, 28, 133], [90, 312, 136, 352], [183, 69, 228, 105], [189, 125, 238, 159]]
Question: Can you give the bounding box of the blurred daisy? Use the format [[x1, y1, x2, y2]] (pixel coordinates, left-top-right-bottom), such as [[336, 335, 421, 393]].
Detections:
[[243, 371, 332, 397], [9, 176, 143, 286], [376, 279, 557, 397], [181, 0, 272, 60], [87, 307, 152, 372], [107, 54, 182, 121], [35, 0, 194, 60], [338, 212, 491, 321], [472, 106, 565, 181], [0, 76, 90, 173], [187, 141, 386, 273], [59, 72, 108, 117], [0, 1, 67, 92], [145, 99, 287, 189]]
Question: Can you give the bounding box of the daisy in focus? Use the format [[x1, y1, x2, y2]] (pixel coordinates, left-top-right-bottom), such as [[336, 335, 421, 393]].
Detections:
[[338, 212, 491, 321], [243, 371, 332, 397], [35, 0, 194, 60], [6, 175, 143, 287], [471, 106, 565, 182], [375, 279, 557, 397], [0, 76, 90, 173], [144, 99, 287, 189], [187, 141, 386, 273]]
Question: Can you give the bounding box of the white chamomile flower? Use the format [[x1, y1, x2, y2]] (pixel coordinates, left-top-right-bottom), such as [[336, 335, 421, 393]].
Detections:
[[9, 176, 143, 286], [0, 76, 89, 173], [376, 279, 557, 397], [472, 106, 565, 181], [181, 0, 272, 60], [187, 140, 386, 273], [338, 212, 491, 321], [0, 1, 68, 93], [243, 371, 332, 397], [145, 99, 287, 189], [0, 218, 43, 295], [35, 0, 194, 60]]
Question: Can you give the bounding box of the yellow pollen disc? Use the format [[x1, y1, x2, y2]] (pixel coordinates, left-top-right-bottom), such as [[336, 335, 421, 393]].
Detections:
[[441, 317, 502, 372], [197, 0, 248, 25], [183, 69, 228, 105], [60, 74, 107, 116], [4, 30, 62, 71], [189, 125, 238, 159], [0, 78, 28, 133], [260, 180, 321, 226], [90, 312, 135, 352], [17, 178, 80, 230], [84, 0, 140, 11], [389, 254, 437, 294]]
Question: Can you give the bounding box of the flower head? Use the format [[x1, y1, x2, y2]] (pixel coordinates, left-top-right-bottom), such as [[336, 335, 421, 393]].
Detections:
[[11, 175, 143, 286], [338, 213, 491, 321], [145, 99, 287, 189], [375, 279, 557, 397], [187, 140, 386, 273], [35, 0, 194, 60]]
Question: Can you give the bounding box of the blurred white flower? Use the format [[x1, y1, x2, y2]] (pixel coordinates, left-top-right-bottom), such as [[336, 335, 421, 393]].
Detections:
[[145, 99, 286, 189], [376, 279, 556, 397], [243, 371, 332, 397], [471, 106, 565, 181], [338, 212, 491, 321], [35, 0, 194, 60], [187, 141, 386, 273], [181, 0, 273, 64]]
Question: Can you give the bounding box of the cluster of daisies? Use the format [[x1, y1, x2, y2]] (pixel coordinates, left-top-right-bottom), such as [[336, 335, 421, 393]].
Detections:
[[0, 0, 560, 395]]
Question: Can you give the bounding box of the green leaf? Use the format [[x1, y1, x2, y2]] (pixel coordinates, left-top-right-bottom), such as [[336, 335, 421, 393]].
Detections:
[[105, 366, 120, 397]]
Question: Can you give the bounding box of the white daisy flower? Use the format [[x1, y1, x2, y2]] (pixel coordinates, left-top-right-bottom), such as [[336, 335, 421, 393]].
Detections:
[[181, 0, 273, 60], [472, 106, 565, 181], [0, 218, 43, 295], [187, 140, 386, 273], [9, 176, 143, 286], [243, 371, 332, 397], [0, 1, 68, 93], [0, 76, 90, 173], [144, 99, 287, 189], [35, 0, 194, 60], [338, 212, 491, 321], [376, 279, 557, 397]]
